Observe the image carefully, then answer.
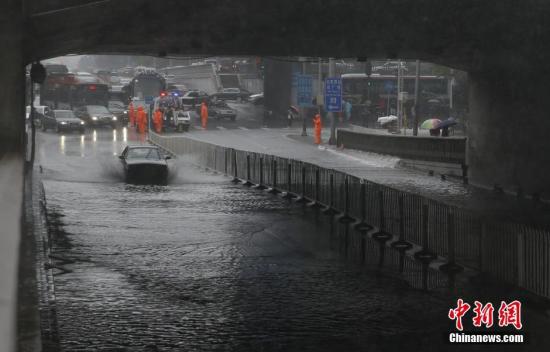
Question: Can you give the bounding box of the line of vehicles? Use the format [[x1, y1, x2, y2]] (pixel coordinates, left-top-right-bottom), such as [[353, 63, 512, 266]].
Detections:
[[28, 64, 263, 134]]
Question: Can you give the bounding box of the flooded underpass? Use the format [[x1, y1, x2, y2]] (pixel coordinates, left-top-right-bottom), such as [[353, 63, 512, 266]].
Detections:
[[36, 129, 549, 351]]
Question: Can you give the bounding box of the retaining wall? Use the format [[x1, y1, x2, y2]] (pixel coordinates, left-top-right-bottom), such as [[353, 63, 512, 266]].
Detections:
[[336, 129, 467, 165]]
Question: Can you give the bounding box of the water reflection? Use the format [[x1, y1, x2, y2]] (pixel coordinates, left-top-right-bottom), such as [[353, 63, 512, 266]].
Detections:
[[59, 135, 65, 155]]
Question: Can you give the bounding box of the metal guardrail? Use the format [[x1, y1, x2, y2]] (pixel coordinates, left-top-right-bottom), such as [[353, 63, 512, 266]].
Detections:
[[150, 132, 550, 299]]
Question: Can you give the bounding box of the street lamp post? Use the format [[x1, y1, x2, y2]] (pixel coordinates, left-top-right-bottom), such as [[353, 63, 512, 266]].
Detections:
[[328, 58, 337, 145], [301, 60, 307, 136]]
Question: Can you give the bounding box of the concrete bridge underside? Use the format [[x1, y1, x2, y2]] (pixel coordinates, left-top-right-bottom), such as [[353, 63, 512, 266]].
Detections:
[[5, 0, 547, 195]]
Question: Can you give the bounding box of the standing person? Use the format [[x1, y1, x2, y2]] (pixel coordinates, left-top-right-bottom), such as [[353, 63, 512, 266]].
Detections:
[[154, 108, 163, 133], [128, 102, 135, 127], [164, 107, 174, 130], [200, 101, 208, 129], [287, 108, 293, 128], [313, 113, 322, 145], [344, 100, 352, 122], [137, 106, 146, 134]]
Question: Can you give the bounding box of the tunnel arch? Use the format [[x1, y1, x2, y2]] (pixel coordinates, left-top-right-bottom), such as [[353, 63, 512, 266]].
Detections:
[[24, 0, 550, 74], [14, 0, 550, 197]]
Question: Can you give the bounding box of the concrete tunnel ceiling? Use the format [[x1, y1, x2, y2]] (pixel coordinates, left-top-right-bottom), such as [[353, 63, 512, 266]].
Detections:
[[25, 0, 550, 75]]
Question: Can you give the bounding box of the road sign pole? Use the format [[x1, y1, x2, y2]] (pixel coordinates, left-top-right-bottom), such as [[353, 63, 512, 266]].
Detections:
[[328, 58, 337, 145], [413, 60, 420, 136], [301, 61, 307, 136]]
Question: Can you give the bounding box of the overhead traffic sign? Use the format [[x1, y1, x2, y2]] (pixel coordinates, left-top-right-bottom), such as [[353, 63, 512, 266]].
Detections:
[[324, 77, 342, 112], [296, 74, 313, 107]]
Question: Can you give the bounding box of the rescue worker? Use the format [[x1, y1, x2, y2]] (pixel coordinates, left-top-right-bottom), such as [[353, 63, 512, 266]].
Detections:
[[128, 102, 135, 127], [313, 113, 322, 145], [137, 106, 147, 134], [153, 108, 163, 133], [200, 101, 208, 129]]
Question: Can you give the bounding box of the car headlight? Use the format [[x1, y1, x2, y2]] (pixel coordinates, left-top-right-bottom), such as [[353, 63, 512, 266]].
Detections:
[[60, 121, 67, 125], [112, 116, 117, 121], [80, 121, 85, 125], [92, 116, 98, 121]]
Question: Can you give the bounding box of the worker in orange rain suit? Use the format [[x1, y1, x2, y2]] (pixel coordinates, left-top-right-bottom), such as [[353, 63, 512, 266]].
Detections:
[[200, 101, 208, 129], [153, 108, 163, 133], [128, 102, 135, 127], [313, 113, 322, 144], [136, 106, 147, 134]]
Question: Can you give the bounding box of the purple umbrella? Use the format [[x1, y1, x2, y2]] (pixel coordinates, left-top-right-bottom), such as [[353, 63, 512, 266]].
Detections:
[[436, 117, 457, 129]]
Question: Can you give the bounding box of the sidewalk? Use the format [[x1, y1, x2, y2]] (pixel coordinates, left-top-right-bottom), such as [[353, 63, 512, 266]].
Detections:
[[177, 128, 550, 227]]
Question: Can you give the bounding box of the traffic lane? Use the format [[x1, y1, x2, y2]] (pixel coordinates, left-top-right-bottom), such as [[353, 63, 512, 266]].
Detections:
[[36, 126, 154, 183], [36, 128, 463, 351], [45, 182, 458, 352]]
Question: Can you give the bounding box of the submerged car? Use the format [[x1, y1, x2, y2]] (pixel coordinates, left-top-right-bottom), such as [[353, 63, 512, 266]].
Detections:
[[119, 146, 170, 185], [42, 109, 86, 133]]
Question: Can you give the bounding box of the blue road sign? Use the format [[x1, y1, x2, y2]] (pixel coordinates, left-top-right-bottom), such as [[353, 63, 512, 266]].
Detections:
[[296, 74, 313, 107], [324, 77, 342, 112]]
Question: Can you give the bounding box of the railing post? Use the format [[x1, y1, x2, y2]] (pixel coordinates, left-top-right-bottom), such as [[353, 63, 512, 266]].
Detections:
[[440, 211, 464, 275], [308, 168, 322, 208], [414, 203, 437, 263], [296, 164, 308, 203], [323, 172, 339, 215], [282, 162, 296, 199], [224, 148, 228, 176], [243, 154, 253, 186], [231, 149, 240, 183], [372, 189, 392, 243], [354, 180, 373, 232], [268, 158, 281, 194], [391, 195, 413, 252], [255, 156, 267, 190], [339, 176, 354, 223]]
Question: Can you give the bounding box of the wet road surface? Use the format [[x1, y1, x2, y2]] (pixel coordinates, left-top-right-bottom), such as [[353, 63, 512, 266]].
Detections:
[[36, 128, 549, 351]]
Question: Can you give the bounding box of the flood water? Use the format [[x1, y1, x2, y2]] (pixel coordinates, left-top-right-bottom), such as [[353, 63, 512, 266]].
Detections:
[[36, 129, 548, 351]]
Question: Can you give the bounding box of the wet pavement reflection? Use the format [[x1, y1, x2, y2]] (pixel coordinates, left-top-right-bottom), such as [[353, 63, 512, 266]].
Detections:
[[37, 129, 548, 351]]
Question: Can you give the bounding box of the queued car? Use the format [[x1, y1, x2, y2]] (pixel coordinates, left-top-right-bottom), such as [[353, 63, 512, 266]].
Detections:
[[166, 110, 192, 132], [180, 90, 210, 107], [118, 145, 170, 185], [248, 92, 264, 105], [211, 87, 250, 101], [108, 100, 128, 124], [74, 105, 119, 128], [41, 109, 86, 133], [198, 101, 236, 121]]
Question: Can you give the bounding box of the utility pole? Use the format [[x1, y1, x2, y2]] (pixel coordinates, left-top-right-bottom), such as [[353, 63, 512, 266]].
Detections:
[[449, 68, 454, 113], [413, 60, 420, 136], [301, 59, 307, 136], [397, 60, 401, 131], [328, 58, 337, 145]]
